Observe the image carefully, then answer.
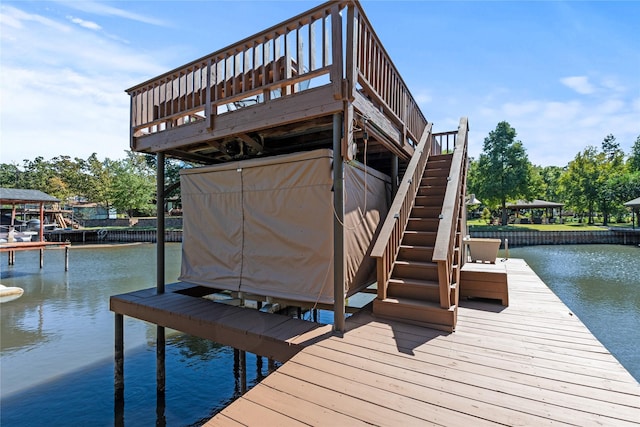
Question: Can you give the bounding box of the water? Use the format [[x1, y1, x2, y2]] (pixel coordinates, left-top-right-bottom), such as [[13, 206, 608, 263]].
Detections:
[[0, 243, 279, 426], [504, 244, 640, 382], [1, 244, 638, 425]]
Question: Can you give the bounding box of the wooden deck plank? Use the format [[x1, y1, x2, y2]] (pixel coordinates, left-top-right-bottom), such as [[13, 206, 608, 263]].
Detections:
[[339, 327, 635, 387], [357, 310, 630, 381], [208, 258, 639, 426], [277, 360, 501, 426], [312, 337, 640, 403], [262, 317, 329, 342], [110, 287, 330, 362], [266, 370, 482, 427], [345, 316, 627, 374], [216, 397, 307, 426], [293, 349, 561, 426], [456, 308, 597, 335], [456, 320, 610, 352], [202, 413, 245, 427], [243, 383, 371, 426], [304, 340, 640, 416]]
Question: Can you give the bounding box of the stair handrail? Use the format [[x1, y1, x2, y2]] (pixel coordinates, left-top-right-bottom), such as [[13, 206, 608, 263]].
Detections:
[[371, 122, 433, 300], [432, 117, 469, 309]]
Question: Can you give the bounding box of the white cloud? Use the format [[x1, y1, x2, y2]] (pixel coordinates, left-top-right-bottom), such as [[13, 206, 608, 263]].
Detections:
[[67, 16, 101, 31], [54, 0, 168, 27], [414, 90, 432, 105], [560, 76, 595, 95], [0, 5, 171, 165], [502, 101, 540, 117], [432, 84, 639, 167], [0, 5, 70, 32]]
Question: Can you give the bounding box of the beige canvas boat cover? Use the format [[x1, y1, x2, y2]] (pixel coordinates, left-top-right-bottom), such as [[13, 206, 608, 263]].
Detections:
[[179, 149, 390, 304]]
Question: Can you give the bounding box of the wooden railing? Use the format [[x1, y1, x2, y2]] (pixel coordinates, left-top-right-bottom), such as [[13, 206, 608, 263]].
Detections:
[[350, 4, 427, 145], [126, 0, 428, 152], [431, 130, 457, 155], [432, 118, 469, 309], [126, 1, 345, 139], [371, 123, 433, 300]]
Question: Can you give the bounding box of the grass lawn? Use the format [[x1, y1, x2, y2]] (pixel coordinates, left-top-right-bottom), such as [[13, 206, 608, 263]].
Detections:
[[467, 219, 609, 232]]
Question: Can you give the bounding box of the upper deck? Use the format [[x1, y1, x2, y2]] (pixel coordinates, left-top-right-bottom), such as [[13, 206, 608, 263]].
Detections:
[[125, 1, 427, 170]]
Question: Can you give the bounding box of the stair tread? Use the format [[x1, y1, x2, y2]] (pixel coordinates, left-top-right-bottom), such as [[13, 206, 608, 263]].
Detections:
[[389, 278, 439, 287], [400, 244, 435, 250], [404, 230, 437, 235], [380, 297, 456, 311], [394, 260, 437, 268]]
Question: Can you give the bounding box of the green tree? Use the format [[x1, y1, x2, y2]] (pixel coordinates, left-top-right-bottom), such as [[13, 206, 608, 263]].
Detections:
[[85, 154, 117, 209], [597, 135, 625, 225], [0, 163, 21, 188], [539, 166, 565, 202], [466, 157, 480, 197], [629, 135, 640, 173], [111, 152, 156, 217], [48, 156, 88, 202], [527, 164, 545, 201], [144, 154, 192, 200], [605, 171, 640, 222], [475, 121, 531, 225], [560, 146, 600, 223], [21, 156, 54, 193]]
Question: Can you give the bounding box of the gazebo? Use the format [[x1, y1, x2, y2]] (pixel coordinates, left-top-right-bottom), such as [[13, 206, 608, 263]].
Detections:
[[0, 188, 60, 242], [506, 199, 564, 224], [0, 188, 70, 269], [624, 196, 640, 229]]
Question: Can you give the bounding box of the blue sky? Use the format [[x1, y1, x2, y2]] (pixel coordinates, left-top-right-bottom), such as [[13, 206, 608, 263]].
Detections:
[[1, 0, 638, 167]]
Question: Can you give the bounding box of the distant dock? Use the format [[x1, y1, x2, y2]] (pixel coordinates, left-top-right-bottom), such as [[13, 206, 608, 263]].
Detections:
[[1, 241, 70, 270]]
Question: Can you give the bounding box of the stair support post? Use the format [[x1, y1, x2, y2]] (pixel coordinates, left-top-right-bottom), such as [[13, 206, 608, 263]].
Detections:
[[157, 151, 165, 295], [391, 155, 399, 196], [437, 261, 451, 309], [333, 112, 346, 332]]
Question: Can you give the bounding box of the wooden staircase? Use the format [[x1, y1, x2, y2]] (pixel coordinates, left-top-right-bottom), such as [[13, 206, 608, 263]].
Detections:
[[373, 154, 457, 330], [371, 118, 469, 332]]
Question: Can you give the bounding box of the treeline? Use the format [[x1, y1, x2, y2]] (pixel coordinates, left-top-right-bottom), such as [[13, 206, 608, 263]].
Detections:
[[467, 122, 640, 225], [0, 152, 189, 218], [2, 124, 639, 224]]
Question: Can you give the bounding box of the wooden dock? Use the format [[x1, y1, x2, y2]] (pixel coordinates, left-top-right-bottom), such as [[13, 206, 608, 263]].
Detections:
[[1, 241, 71, 270], [207, 258, 640, 426], [110, 282, 334, 362]]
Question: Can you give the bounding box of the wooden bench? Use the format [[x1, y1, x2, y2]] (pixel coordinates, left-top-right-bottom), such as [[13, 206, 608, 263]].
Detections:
[[460, 262, 509, 306]]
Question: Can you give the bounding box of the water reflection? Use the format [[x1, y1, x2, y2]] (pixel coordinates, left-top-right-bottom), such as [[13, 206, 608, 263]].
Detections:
[[506, 244, 640, 381], [0, 243, 279, 425]]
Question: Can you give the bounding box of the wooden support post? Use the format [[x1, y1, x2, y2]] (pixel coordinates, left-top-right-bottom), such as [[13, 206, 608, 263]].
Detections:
[[65, 246, 69, 271], [391, 155, 399, 196], [39, 248, 44, 268], [157, 152, 165, 294], [239, 350, 247, 394], [114, 313, 124, 398], [333, 112, 346, 333], [39, 203, 44, 243], [157, 325, 165, 393], [268, 358, 276, 374], [256, 355, 263, 381]]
